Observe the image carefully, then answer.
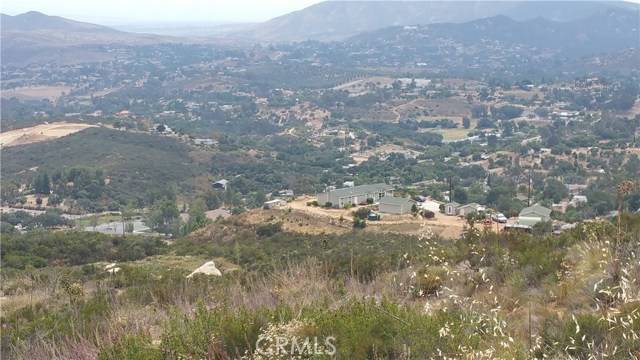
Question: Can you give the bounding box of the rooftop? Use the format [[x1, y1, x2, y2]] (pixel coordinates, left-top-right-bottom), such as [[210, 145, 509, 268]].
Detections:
[[379, 196, 414, 206], [520, 204, 551, 217], [323, 183, 393, 198]]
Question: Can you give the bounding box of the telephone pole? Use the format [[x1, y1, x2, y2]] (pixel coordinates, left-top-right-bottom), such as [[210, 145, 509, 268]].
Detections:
[[527, 167, 532, 207]]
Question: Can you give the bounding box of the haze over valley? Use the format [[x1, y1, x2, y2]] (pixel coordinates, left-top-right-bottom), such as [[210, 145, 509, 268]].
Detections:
[[1, 1, 640, 359]]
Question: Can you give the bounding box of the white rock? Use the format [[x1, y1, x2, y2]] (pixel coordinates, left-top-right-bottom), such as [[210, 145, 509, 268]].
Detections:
[[187, 261, 222, 278]]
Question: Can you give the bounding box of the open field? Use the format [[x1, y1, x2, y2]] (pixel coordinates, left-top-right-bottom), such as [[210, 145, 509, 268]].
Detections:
[[392, 97, 472, 119], [500, 88, 544, 100], [423, 127, 472, 140], [0, 122, 97, 147], [334, 76, 431, 96], [1, 85, 73, 100], [418, 117, 477, 141]]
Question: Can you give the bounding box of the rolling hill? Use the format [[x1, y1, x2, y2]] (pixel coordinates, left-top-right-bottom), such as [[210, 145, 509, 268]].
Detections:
[[1, 127, 205, 204], [349, 8, 640, 57], [243, 0, 640, 42], [0, 11, 176, 65], [1, 11, 119, 33]]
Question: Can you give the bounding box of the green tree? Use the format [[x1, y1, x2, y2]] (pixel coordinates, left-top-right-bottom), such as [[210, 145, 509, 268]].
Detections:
[[147, 198, 180, 234], [543, 179, 568, 203], [462, 117, 471, 129], [33, 172, 51, 194], [184, 199, 208, 234]]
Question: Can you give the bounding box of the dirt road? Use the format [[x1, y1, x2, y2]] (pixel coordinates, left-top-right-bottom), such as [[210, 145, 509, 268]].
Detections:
[[288, 196, 468, 239]]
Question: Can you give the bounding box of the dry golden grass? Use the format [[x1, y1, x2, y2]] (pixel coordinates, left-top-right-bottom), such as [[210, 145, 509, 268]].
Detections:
[[1, 85, 73, 101]]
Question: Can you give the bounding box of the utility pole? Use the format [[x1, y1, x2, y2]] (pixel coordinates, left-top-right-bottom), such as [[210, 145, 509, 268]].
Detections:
[[448, 176, 453, 203], [528, 301, 532, 359], [527, 167, 532, 207]]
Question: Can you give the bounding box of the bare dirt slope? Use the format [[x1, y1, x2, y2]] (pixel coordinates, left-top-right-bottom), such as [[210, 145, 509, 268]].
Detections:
[[0, 122, 97, 147]]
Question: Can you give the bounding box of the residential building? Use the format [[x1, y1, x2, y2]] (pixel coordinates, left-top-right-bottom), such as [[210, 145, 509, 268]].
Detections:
[[444, 202, 460, 216], [275, 189, 295, 198], [317, 183, 393, 208], [457, 203, 485, 217], [552, 201, 568, 214], [263, 199, 287, 209], [569, 195, 588, 207], [566, 184, 588, 195], [379, 196, 415, 215], [419, 198, 443, 213], [517, 204, 552, 227]]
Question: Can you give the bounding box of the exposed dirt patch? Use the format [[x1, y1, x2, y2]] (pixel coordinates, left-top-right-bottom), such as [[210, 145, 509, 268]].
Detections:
[[242, 207, 351, 235], [0, 122, 97, 147]]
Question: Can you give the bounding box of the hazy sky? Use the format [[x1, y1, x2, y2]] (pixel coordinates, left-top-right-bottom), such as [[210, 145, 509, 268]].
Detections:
[[0, 0, 324, 24], [2, 0, 639, 25]]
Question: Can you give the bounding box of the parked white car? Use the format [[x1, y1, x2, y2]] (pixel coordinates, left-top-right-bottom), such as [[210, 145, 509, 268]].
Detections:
[[491, 213, 508, 223]]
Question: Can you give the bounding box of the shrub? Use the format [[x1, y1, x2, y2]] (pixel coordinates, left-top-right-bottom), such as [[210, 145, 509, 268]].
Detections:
[[98, 334, 160, 360], [415, 266, 445, 296], [352, 217, 366, 229], [353, 207, 370, 220], [256, 222, 282, 237], [422, 210, 435, 219]]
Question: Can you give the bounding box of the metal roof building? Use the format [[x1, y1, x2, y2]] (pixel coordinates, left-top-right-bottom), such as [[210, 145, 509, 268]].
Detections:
[[317, 183, 393, 208]]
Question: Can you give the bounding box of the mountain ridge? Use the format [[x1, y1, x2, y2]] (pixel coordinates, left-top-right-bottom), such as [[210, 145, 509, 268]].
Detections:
[[243, 0, 640, 42], [1, 11, 121, 33], [0, 11, 181, 65]]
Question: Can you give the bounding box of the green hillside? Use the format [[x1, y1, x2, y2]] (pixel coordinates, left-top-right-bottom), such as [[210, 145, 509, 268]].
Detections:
[[1, 127, 206, 208]]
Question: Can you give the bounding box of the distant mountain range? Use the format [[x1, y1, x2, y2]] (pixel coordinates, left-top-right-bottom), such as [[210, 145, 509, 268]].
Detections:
[[348, 8, 639, 57], [0, 11, 175, 65], [244, 0, 639, 41], [1, 11, 119, 33], [1, 3, 638, 66]]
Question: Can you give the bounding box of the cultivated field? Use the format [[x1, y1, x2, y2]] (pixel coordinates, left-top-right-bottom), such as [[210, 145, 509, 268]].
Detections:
[[0, 122, 97, 147]]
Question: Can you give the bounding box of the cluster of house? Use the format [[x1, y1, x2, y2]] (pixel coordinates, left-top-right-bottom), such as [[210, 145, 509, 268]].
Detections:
[[263, 189, 295, 209], [316, 183, 418, 215]]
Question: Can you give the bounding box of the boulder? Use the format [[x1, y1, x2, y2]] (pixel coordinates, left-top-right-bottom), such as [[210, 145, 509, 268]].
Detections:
[[187, 260, 222, 278]]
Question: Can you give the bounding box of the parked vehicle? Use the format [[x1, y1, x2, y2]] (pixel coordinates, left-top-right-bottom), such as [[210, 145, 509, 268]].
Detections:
[[491, 213, 508, 223]]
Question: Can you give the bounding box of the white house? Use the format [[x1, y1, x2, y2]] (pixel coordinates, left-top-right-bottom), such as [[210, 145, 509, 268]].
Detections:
[[263, 199, 287, 209], [420, 198, 443, 213], [444, 202, 460, 216]]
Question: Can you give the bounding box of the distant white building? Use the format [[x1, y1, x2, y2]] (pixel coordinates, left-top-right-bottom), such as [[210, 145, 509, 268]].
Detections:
[[263, 199, 287, 209], [379, 196, 415, 215], [457, 203, 485, 217], [212, 179, 229, 190], [419, 198, 443, 213], [570, 195, 588, 207], [317, 183, 393, 208]]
